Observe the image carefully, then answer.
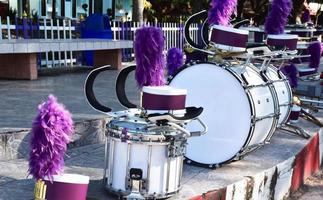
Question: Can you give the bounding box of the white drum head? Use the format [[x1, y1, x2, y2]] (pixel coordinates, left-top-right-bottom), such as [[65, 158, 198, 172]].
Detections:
[[169, 63, 252, 164]]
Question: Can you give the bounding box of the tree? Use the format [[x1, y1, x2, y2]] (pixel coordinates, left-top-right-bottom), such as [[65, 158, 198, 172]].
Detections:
[[290, 0, 305, 24], [248, 0, 269, 25], [237, 0, 247, 21], [144, 0, 208, 22], [132, 0, 144, 22]]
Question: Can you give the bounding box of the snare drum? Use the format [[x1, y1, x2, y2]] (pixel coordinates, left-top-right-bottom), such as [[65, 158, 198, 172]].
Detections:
[[169, 62, 279, 166], [104, 114, 186, 199]]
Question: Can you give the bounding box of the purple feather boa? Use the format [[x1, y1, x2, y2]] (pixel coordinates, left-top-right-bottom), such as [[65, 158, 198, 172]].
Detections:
[[29, 95, 74, 180], [282, 63, 298, 88], [265, 0, 293, 35], [208, 0, 237, 26], [167, 48, 184, 77], [134, 26, 166, 88], [308, 41, 322, 69]]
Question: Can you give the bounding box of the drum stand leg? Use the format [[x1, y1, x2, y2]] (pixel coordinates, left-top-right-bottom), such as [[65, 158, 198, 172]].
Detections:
[[279, 124, 311, 139], [300, 109, 323, 127]]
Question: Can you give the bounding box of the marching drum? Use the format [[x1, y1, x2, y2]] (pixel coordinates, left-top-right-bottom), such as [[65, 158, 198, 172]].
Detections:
[[104, 113, 186, 199], [209, 25, 249, 52], [261, 65, 293, 126], [169, 62, 279, 166], [266, 34, 298, 51], [85, 65, 207, 199]]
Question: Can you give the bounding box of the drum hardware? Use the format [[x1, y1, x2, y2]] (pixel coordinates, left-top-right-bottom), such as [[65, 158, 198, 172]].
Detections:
[[236, 143, 265, 159], [125, 168, 145, 200], [279, 124, 311, 139], [244, 83, 271, 89], [184, 158, 221, 169], [252, 113, 279, 123], [300, 109, 323, 127], [270, 78, 289, 83], [279, 103, 293, 107]]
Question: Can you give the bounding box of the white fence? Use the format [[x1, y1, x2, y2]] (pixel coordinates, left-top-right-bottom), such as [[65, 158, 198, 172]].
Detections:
[[0, 16, 77, 68], [0, 17, 201, 67], [111, 21, 200, 50]]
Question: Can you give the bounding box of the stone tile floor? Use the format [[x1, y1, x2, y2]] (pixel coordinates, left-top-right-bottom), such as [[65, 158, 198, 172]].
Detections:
[[0, 67, 140, 128], [0, 118, 321, 200], [289, 170, 323, 200]]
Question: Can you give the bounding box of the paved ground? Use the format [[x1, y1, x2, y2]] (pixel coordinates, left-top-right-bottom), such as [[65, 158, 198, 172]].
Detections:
[[0, 119, 321, 200], [0, 66, 140, 128], [289, 170, 323, 200]]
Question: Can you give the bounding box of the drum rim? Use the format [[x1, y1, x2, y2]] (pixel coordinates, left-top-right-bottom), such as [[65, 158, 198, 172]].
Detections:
[[108, 135, 171, 144], [104, 184, 181, 199], [168, 61, 257, 166], [246, 64, 280, 143], [265, 65, 293, 126], [107, 117, 185, 142]]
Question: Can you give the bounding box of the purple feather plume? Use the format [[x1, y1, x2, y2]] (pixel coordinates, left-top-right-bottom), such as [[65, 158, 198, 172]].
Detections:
[[134, 26, 166, 88], [265, 0, 293, 35], [308, 41, 322, 69], [301, 9, 311, 23], [29, 95, 74, 180], [167, 48, 184, 77], [282, 63, 298, 88], [208, 0, 237, 26]]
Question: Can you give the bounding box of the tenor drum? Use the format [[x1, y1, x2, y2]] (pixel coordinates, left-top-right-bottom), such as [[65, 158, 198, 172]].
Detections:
[[266, 34, 298, 51], [104, 113, 185, 199], [169, 62, 278, 166], [209, 25, 249, 52], [262, 65, 293, 126]]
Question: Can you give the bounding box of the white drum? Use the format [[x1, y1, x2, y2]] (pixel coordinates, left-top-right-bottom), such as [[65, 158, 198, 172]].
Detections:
[[262, 65, 292, 126], [169, 62, 279, 166], [104, 113, 185, 199]]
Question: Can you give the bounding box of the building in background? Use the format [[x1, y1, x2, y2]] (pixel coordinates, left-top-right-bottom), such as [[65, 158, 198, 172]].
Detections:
[[0, 0, 132, 20]]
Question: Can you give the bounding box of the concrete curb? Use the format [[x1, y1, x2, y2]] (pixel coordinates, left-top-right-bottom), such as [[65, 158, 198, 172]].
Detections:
[[0, 118, 107, 160], [190, 129, 323, 200]]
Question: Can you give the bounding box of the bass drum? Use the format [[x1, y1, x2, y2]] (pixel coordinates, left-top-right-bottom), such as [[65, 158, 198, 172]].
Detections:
[[169, 62, 279, 166], [262, 65, 292, 126]]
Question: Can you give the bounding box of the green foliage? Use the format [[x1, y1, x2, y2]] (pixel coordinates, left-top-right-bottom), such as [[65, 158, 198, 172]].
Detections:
[[7, 7, 17, 22], [144, 0, 209, 22]]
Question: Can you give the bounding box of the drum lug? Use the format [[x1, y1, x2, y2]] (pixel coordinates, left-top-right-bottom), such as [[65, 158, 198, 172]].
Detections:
[[126, 168, 146, 199], [168, 139, 187, 157]]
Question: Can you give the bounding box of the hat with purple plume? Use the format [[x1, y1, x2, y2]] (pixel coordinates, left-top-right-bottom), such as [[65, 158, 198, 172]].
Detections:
[[208, 0, 237, 26], [29, 95, 74, 181], [167, 47, 184, 77], [265, 0, 293, 35], [307, 41, 322, 70], [134, 26, 166, 88], [301, 9, 311, 24], [281, 63, 298, 88]]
